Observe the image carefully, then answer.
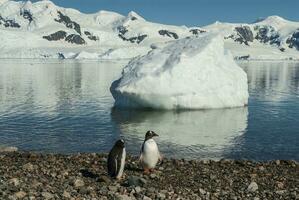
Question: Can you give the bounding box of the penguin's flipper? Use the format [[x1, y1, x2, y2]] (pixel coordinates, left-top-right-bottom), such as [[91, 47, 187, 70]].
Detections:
[[139, 153, 143, 162], [139, 142, 145, 162], [108, 150, 118, 177], [158, 151, 163, 161]]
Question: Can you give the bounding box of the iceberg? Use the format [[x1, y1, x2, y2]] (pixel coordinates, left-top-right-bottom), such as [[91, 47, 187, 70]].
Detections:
[[110, 34, 249, 109]]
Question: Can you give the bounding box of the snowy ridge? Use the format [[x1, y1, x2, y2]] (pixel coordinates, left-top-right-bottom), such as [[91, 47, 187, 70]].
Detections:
[[110, 34, 249, 109], [0, 0, 298, 60]]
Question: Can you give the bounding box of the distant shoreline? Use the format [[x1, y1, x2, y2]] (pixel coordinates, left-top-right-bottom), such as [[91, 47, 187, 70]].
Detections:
[[0, 152, 298, 199]]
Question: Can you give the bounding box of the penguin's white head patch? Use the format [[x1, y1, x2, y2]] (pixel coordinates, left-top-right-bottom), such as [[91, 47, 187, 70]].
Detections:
[[145, 130, 159, 140], [115, 139, 125, 148]]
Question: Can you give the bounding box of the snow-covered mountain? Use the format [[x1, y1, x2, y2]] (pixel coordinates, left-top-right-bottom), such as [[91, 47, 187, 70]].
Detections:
[[0, 0, 298, 60], [206, 16, 299, 60]]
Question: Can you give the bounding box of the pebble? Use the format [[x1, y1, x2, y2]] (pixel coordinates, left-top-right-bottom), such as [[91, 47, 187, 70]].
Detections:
[[150, 174, 157, 179], [199, 188, 206, 195], [276, 182, 284, 190], [0, 153, 297, 199], [41, 192, 54, 199], [275, 160, 280, 165], [276, 190, 286, 195], [108, 185, 118, 192], [9, 178, 20, 186], [147, 187, 155, 193], [115, 194, 132, 200], [157, 192, 166, 199], [135, 186, 142, 193], [14, 191, 26, 199], [127, 176, 147, 187], [247, 181, 258, 192], [98, 175, 111, 183], [73, 178, 85, 188], [62, 191, 71, 198], [22, 163, 34, 171], [143, 196, 152, 200]]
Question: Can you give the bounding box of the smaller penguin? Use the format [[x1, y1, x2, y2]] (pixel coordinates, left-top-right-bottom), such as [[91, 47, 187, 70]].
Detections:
[[107, 139, 126, 179], [139, 130, 162, 173]]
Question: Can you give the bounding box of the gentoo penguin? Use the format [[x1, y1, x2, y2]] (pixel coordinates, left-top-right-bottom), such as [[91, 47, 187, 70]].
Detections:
[[139, 130, 162, 173], [107, 139, 126, 179]]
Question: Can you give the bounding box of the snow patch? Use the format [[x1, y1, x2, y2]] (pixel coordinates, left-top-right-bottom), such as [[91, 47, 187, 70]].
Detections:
[[111, 34, 249, 110]]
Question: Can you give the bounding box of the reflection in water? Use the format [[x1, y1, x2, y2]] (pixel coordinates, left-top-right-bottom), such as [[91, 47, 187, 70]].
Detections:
[[0, 60, 126, 153], [111, 108, 248, 159], [240, 62, 299, 102], [0, 60, 125, 114], [0, 60, 298, 160], [232, 62, 299, 160]]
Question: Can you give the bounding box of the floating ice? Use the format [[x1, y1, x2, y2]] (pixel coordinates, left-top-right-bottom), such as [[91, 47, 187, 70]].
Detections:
[[111, 34, 249, 109]]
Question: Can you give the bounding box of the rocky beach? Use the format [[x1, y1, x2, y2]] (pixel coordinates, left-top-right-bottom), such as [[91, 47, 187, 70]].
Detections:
[[0, 152, 298, 200]]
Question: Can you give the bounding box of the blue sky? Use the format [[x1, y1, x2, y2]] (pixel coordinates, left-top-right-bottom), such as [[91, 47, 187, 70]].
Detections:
[[33, 0, 298, 26]]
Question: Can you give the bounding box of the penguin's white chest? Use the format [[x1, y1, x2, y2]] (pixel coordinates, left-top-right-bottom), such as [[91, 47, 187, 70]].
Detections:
[[141, 139, 160, 168], [116, 148, 126, 179]]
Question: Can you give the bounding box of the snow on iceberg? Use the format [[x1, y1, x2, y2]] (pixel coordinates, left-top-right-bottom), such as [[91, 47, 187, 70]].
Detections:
[[110, 34, 249, 109]]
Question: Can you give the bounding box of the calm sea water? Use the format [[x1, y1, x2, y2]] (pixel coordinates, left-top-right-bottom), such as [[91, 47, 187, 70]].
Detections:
[[0, 60, 298, 160]]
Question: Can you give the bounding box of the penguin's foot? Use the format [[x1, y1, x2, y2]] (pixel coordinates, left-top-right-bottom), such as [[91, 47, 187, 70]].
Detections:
[[116, 176, 124, 181], [143, 168, 150, 174], [149, 168, 156, 173]]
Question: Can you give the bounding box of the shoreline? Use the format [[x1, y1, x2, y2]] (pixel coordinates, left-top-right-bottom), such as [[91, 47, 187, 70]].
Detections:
[[0, 152, 298, 199]]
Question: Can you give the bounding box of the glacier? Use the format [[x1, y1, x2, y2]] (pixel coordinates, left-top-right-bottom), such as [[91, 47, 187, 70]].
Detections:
[[110, 34, 249, 109]]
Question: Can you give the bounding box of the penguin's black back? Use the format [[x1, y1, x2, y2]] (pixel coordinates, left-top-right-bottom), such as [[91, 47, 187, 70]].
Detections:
[[107, 142, 124, 178]]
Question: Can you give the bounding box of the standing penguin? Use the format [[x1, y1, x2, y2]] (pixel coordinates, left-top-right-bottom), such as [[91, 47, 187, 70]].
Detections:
[[107, 139, 126, 179], [139, 130, 162, 173]]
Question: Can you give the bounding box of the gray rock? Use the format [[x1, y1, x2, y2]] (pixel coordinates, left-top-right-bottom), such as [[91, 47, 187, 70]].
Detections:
[[247, 181, 258, 192], [62, 190, 71, 198], [235, 26, 254, 45], [117, 26, 128, 35], [0, 15, 21, 28], [22, 163, 34, 171], [127, 176, 147, 187], [84, 31, 99, 41], [20, 9, 33, 23], [43, 31, 67, 41], [65, 34, 86, 45], [41, 192, 54, 199], [199, 188, 206, 195], [189, 28, 206, 35], [98, 175, 111, 184], [73, 178, 85, 188], [157, 192, 166, 199], [275, 160, 280, 165], [275, 190, 286, 195], [134, 186, 142, 193], [115, 194, 132, 200], [286, 30, 299, 50], [146, 187, 156, 194], [55, 11, 81, 35], [143, 196, 152, 200], [158, 30, 179, 39], [254, 25, 280, 46], [118, 34, 147, 44], [150, 174, 157, 179], [14, 191, 26, 199], [108, 185, 118, 192], [8, 178, 20, 186]]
